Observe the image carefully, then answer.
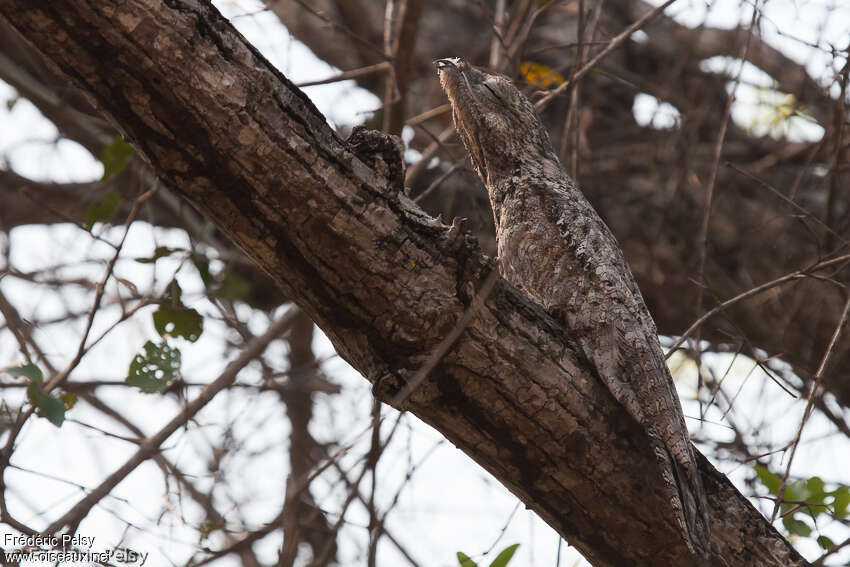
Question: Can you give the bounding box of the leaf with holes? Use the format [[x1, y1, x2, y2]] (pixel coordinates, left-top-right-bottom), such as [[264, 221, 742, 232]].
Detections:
[[153, 280, 203, 342], [153, 306, 203, 342], [127, 340, 182, 393]]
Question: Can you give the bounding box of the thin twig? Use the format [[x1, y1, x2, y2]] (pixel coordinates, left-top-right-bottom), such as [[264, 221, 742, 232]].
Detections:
[[561, 0, 584, 172], [46, 183, 159, 393], [327, 456, 425, 567], [367, 396, 381, 567], [727, 163, 850, 250], [381, 0, 397, 136], [404, 103, 450, 127], [0, 187, 158, 519], [489, 0, 507, 70], [770, 292, 850, 523], [813, 533, 850, 566], [289, 0, 385, 58], [506, 0, 555, 62], [413, 164, 459, 203], [295, 61, 391, 88], [693, 3, 762, 414], [404, 125, 456, 187], [503, 0, 533, 61], [535, 0, 679, 109], [823, 46, 850, 251], [43, 309, 298, 534], [383, 0, 423, 134], [665, 253, 850, 358]]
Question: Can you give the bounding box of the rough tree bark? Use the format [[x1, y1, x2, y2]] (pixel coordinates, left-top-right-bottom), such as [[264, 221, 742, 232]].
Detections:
[[0, 1, 810, 566]]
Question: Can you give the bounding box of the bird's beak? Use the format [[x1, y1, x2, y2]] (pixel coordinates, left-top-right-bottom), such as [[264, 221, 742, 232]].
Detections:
[[434, 58, 458, 72]]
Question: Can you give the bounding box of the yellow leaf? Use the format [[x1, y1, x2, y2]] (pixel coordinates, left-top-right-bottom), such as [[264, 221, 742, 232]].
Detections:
[[519, 61, 565, 88]]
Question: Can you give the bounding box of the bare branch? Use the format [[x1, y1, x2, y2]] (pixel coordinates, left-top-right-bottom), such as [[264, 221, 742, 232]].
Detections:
[[43, 310, 298, 534]]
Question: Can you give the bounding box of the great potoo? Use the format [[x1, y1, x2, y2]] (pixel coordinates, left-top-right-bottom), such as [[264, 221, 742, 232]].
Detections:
[[435, 57, 710, 555]]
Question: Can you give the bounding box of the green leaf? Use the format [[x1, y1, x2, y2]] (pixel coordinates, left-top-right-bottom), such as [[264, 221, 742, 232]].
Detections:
[[84, 191, 121, 230], [217, 270, 251, 302], [153, 306, 203, 342], [457, 552, 477, 567], [806, 476, 825, 500], [127, 340, 181, 393], [4, 363, 43, 382], [163, 280, 183, 304], [755, 465, 781, 495], [832, 486, 850, 517], [152, 280, 203, 342], [489, 544, 519, 567], [26, 381, 65, 427], [193, 257, 213, 287], [782, 517, 812, 537], [801, 476, 829, 516], [100, 136, 134, 182], [783, 480, 806, 503], [135, 246, 184, 264], [816, 535, 836, 550]]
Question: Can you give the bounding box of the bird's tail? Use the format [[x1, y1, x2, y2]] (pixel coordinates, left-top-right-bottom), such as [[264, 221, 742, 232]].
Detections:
[[666, 441, 711, 556]]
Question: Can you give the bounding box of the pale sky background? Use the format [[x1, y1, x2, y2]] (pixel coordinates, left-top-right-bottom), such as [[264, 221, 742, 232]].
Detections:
[[1, 0, 849, 565]]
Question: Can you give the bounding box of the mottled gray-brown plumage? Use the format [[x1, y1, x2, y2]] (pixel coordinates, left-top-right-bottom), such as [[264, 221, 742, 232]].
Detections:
[[435, 57, 710, 555]]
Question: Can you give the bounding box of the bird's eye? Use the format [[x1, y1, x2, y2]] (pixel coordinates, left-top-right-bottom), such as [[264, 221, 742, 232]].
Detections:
[[482, 80, 507, 103]]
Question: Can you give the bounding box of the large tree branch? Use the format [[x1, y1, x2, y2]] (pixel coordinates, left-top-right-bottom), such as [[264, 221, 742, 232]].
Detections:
[[0, 2, 807, 565]]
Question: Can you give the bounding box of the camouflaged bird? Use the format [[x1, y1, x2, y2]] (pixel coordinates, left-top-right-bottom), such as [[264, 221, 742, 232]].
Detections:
[[435, 57, 710, 555]]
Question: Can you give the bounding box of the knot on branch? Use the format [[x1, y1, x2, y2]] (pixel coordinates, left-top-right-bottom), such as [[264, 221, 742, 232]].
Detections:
[[347, 126, 406, 194]]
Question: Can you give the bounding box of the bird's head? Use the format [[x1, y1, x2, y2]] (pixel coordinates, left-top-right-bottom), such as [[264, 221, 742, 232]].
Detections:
[[434, 57, 557, 186]]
